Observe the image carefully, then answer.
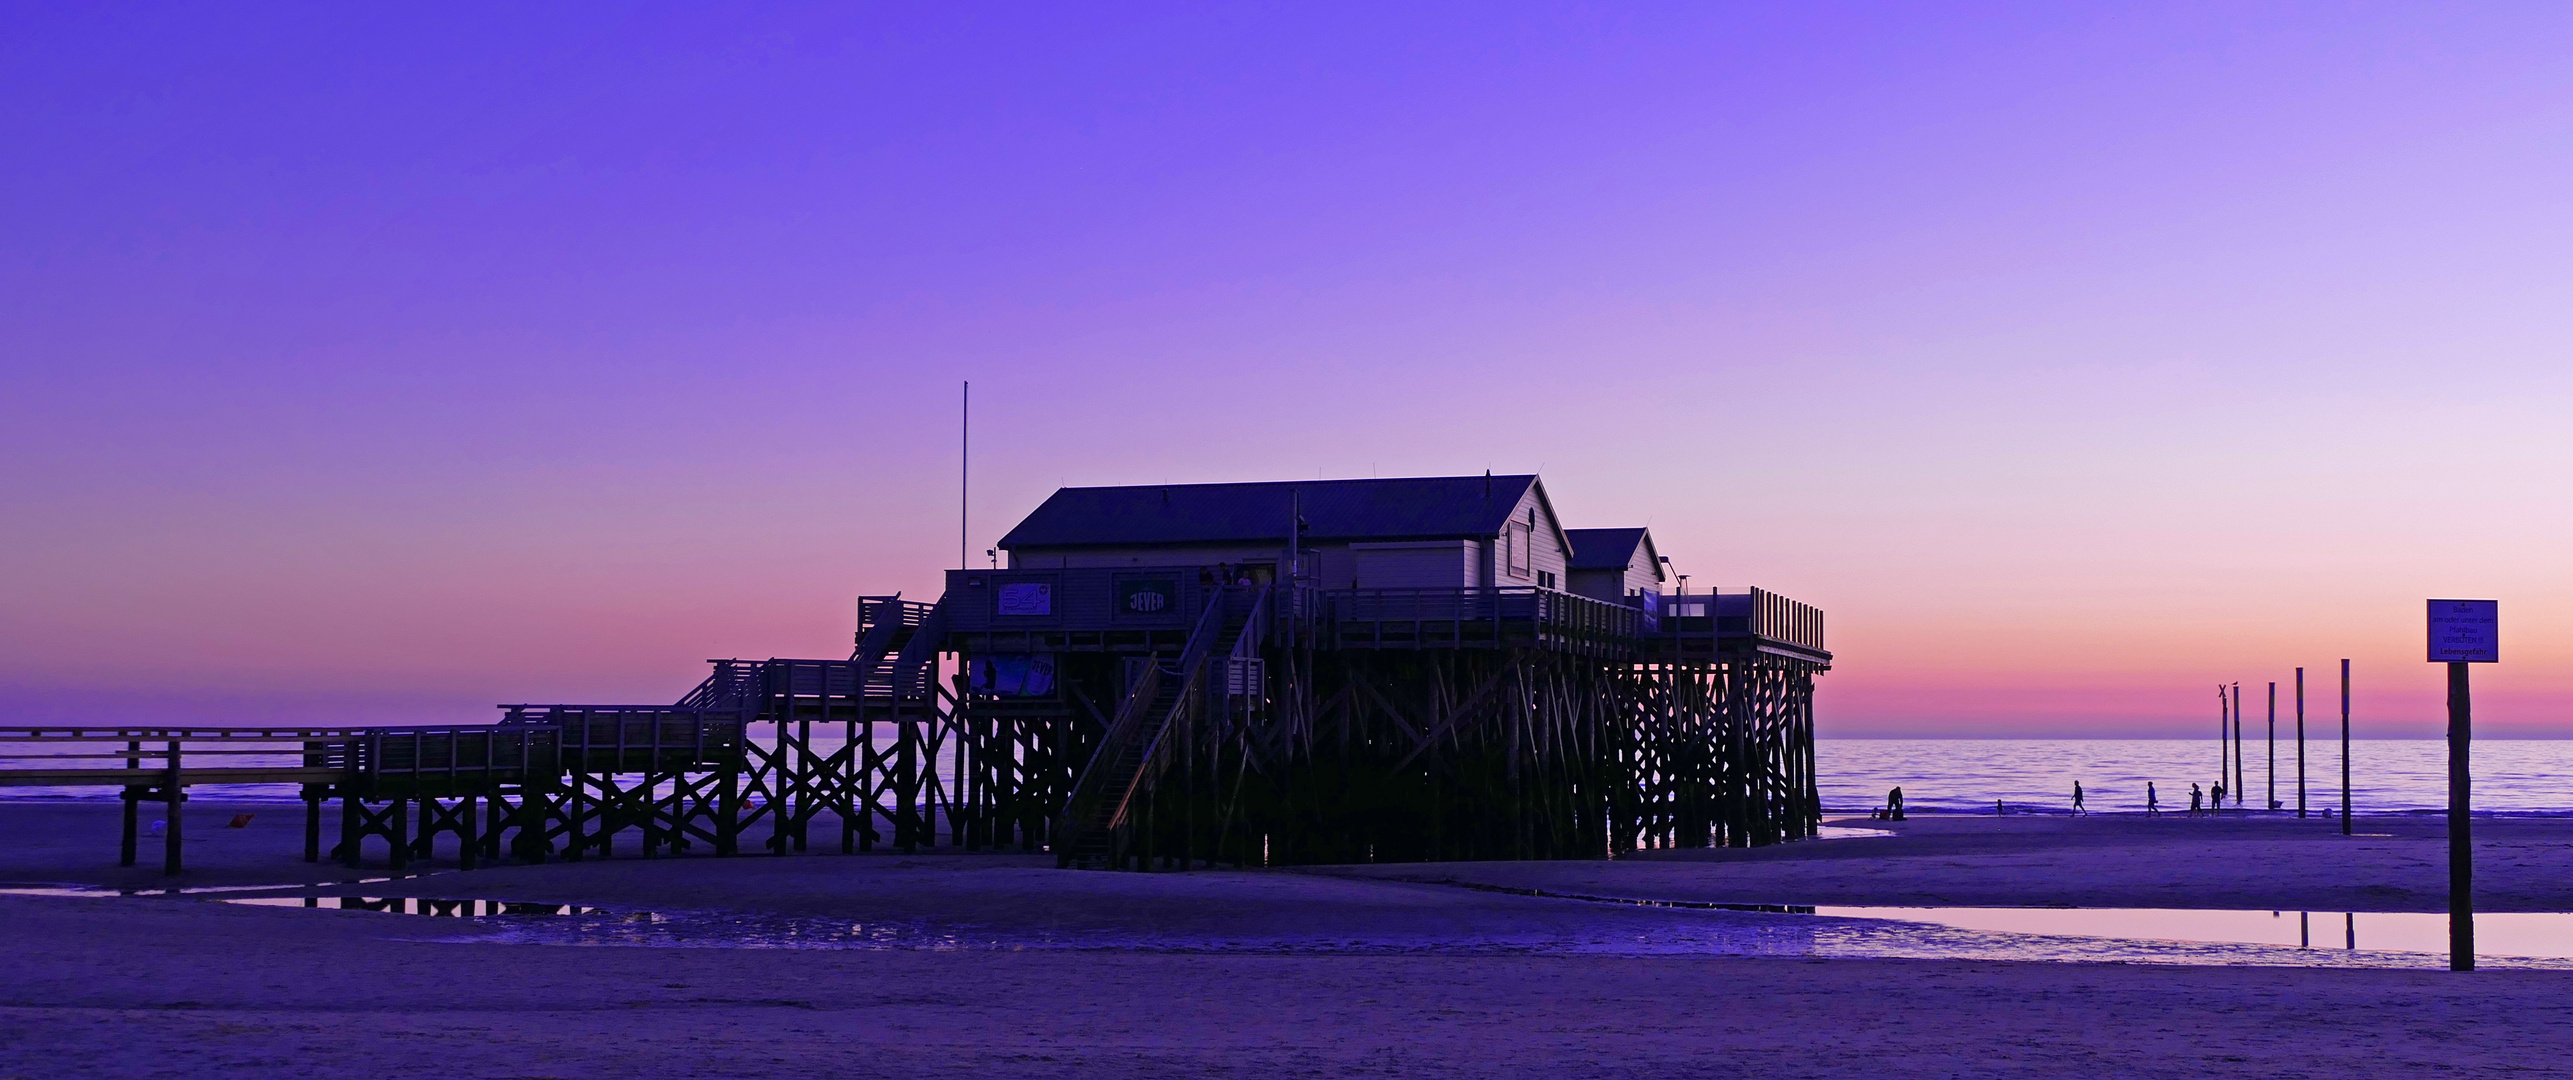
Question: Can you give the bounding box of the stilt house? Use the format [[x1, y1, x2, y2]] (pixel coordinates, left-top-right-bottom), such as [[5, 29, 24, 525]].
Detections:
[[927, 473, 1826, 867]]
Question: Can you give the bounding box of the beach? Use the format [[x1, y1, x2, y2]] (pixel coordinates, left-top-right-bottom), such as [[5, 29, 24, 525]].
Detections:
[[4, 801, 2570, 1078]]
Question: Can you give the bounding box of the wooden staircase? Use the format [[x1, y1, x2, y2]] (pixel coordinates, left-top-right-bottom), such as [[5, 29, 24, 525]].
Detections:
[[1054, 584, 1244, 869], [1054, 666, 1183, 868], [666, 596, 944, 717]]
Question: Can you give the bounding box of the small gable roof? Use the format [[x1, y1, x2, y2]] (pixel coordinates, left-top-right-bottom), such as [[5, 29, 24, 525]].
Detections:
[[1000, 475, 1546, 550], [1564, 527, 1663, 580]]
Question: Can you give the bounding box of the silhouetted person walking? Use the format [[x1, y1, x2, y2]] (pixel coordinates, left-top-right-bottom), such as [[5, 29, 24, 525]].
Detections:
[[2189, 783, 2204, 816], [2072, 781, 2087, 816], [2147, 781, 2160, 816]]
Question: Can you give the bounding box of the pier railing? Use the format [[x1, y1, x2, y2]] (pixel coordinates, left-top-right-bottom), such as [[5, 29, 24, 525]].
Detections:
[[1323, 586, 1642, 657], [856, 595, 940, 637], [0, 725, 362, 790], [0, 724, 566, 875], [497, 707, 739, 772], [1654, 587, 1829, 663]]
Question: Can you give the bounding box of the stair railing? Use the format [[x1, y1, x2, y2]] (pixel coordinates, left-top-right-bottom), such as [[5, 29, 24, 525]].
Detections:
[[675, 659, 766, 711], [886, 597, 951, 701], [1053, 660, 1165, 854], [1099, 583, 1235, 834]]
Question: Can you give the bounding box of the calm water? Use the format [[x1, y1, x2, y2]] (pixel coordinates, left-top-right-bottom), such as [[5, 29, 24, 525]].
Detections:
[[1820, 738, 2573, 816]]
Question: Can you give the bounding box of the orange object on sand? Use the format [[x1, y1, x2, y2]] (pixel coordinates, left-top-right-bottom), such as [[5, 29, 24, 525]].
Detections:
[[227, 813, 254, 829]]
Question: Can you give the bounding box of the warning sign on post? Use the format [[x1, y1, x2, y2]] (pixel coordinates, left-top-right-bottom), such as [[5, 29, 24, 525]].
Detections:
[[2427, 599, 2499, 663]]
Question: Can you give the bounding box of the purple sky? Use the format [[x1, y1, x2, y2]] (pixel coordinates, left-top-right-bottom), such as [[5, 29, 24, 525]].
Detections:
[[7, 4, 2573, 735]]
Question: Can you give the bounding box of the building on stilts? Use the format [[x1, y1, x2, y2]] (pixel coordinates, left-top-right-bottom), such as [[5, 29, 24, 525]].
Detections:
[[951, 473, 1829, 868]]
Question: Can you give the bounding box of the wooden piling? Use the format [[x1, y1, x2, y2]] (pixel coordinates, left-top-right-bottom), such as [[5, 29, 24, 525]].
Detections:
[[120, 738, 139, 868], [2266, 682, 2276, 811], [303, 790, 322, 863], [162, 740, 182, 876], [2340, 658, 2353, 835], [2448, 660, 2473, 971]]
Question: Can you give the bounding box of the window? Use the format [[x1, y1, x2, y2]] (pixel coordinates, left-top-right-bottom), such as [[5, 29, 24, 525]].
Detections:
[[1537, 570, 1556, 590], [1507, 523, 1531, 576]]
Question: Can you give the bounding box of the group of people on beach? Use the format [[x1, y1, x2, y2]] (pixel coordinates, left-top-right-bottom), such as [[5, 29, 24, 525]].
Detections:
[[1891, 778, 2264, 818], [2071, 778, 2227, 816]]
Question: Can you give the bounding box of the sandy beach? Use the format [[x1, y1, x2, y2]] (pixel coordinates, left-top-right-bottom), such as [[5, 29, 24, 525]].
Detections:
[[3, 802, 2569, 1079]]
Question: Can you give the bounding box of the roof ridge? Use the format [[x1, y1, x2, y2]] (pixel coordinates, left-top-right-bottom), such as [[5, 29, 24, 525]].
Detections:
[[998, 474, 1545, 550], [1051, 473, 1536, 492]]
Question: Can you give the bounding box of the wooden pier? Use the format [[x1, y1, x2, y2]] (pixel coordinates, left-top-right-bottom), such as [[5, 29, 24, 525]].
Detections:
[[0, 477, 1831, 875]]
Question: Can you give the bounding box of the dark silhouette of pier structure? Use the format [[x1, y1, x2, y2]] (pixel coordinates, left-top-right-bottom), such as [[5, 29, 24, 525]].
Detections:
[[1, 475, 1827, 872]]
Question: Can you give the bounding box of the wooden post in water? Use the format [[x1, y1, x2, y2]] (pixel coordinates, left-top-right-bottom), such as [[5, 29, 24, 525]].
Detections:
[[2296, 667, 2307, 818], [2266, 682, 2277, 811], [2340, 659, 2353, 835], [2217, 686, 2229, 802]]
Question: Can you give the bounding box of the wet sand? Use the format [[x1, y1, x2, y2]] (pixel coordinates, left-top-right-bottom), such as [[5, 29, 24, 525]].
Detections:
[[1327, 812, 2573, 912], [2, 801, 2569, 1078]]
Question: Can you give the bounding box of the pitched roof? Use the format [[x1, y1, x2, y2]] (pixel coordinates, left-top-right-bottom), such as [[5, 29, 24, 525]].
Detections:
[[999, 475, 1543, 549], [1564, 527, 1662, 578]]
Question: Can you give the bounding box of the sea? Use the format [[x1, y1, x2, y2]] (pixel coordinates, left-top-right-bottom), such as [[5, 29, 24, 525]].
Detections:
[[8, 734, 2568, 817], [1819, 738, 2573, 816]]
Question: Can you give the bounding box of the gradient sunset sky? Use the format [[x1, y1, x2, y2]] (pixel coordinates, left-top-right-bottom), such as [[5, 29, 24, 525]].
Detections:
[[6, 5, 2571, 736]]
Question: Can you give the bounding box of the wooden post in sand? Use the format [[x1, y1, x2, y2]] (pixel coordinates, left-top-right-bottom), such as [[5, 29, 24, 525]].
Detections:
[[2447, 660, 2473, 971], [120, 738, 140, 867], [2266, 682, 2277, 811], [2427, 599, 2497, 973], [2340, 659, 2353, 836], [163, 739, 183, 876]]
